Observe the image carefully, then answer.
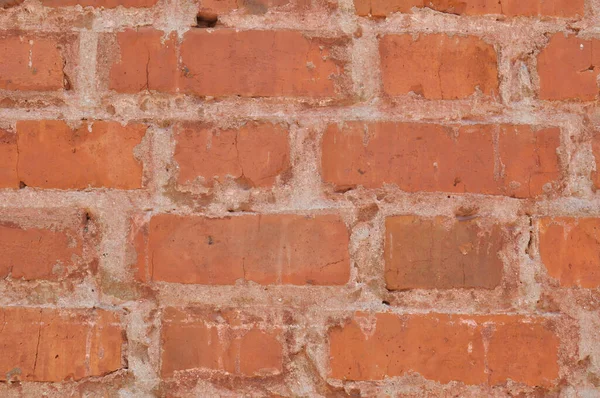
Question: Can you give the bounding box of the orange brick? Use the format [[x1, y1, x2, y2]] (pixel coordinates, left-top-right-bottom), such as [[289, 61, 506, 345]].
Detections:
[[42, 0, 157, 6], [180, 30, 344, 97], [329, 313, 559, 386], [321, 122, 561, 197], [0, 129, 18, 188], [379, 34, 498, 99], [109, 29, 178, 93], [384, 216, 504, 290], [16, 120, 146, 190], [0, 308, 123, 382], [354, 0, 584, 17], [161, 308, 282, 377], [539, 218, 600, 288], [174, 122, 290, 187], [538, 34, 600, 101], [486, 315, 560, 386], [136, 214, 350, 285], [0, 36, 66, 91], [0, 221, 82, 280]]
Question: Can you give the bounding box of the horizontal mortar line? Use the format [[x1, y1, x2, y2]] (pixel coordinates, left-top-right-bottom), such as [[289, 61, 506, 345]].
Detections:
[[0, 22, 589, 35], [0, 106, 590, 123]]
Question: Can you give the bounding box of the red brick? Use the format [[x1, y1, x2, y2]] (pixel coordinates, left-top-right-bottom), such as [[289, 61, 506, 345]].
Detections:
[[0, 36, 66, 91], [43, 0, 157, 7], [180, 30, 344, 97], [0, 129, 18, 188], [109, 29, 178, 93], [16, 120, 146, 190], [539, 218, 600, 288], [321, 122, 561, 197], [538, 34, 600, 101], [486, 315, 560, 386], [161, 308, 282, 377], [354, 0, 584, 17], [379, 34, 498, 99], [329, 313, 559, 386], [0, 212, 90, 281], [384, 216, 504, 290], [0, 308, 124, 382], [135, 214, 350, 285], [174, 122, 290, 187]]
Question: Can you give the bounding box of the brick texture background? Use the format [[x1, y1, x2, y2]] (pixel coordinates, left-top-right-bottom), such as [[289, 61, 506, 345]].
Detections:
[[0, 0, 600, 396]]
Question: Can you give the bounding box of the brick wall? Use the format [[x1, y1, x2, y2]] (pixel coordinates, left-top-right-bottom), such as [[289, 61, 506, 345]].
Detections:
[[0, 0, 599, 396]]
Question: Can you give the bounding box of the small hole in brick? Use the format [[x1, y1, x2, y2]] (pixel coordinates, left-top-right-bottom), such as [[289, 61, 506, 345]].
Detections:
[[382, 300, 390, 306], [196, 12, 218, 28], [19, 181, 27, 189]]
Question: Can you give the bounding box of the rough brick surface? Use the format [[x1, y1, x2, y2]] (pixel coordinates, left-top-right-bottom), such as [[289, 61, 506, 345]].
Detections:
[[329, 313, 559, 386], [0, 36, 67, 91], [380, 34, 498, 99], [109, 29, 346, 97], [109, 29, 178, 93], [1, 0, 599, 395], [174, 121, 290, 187], [161, 308, 283, 377], [354, 0, 585, 17], [538, 34, 600, 101], [322, 122, 561, 197], [384, 216, 505, 289], [15, 120, 146, 189], [180, 30, 345, 97], [539, 217, 600, 288], [134, 213, 350, 285], [0, 308, 123, 382]]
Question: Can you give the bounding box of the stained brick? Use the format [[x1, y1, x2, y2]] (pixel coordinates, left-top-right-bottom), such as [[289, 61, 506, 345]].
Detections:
[[322, 122, 561, 197], [0, 308, 123, 382], [379, 34, 498, 99], [384, 216, 504, 290]]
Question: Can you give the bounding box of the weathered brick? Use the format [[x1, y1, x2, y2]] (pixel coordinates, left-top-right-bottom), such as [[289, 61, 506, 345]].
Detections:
[[180, 30, 345, 97], [354, 0, 584, 17], [0, 36, 67, 91], [174, 122, 290, 187], [43, 0, 157, 7], [379, 34, 498, 99], [0, 210, 93, 281], [161, 308, 282, 377], [109, 29, 345, 97], [538, 34, 600, 101], [384, 216, 504, 290], [321, 122, 561, 197], [539, 217, 600, 288], [0, 129, 18, 188], [16, 120, 146, 190], [135, 214, 350, 285], [109, 29, 178, 93], [0, 308, 123, 382], [329, 313, 559, 386]]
